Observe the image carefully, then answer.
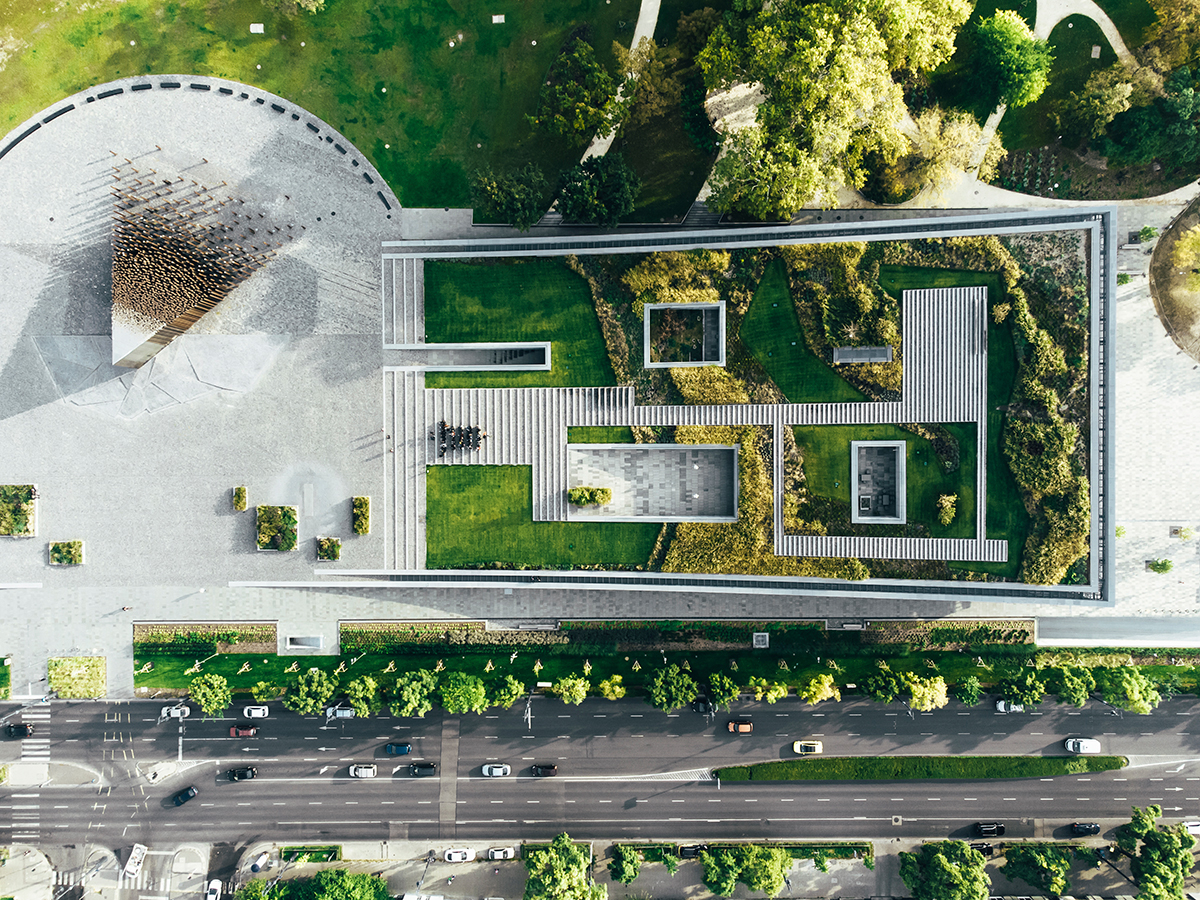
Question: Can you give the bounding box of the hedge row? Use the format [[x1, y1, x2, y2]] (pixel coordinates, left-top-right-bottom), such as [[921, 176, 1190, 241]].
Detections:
[[717, 755, 1127, 782]]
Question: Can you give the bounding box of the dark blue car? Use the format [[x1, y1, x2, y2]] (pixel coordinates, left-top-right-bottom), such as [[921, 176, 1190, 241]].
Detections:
[[385, 742, 412, 755]]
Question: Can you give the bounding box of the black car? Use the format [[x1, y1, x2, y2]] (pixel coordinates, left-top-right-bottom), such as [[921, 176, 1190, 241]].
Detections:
[[691, 696, 712, 714], [410, 762, 437, 777], [974, 822, 1006, 837], [679, 844, 708, 859], [227, 767, 257, 782], [5, 723, 33, 738], [532, 763, 558, 777], [1071, 823, 1101, 836], [968, 843, 994, 856], [173, 786, 198, 806]]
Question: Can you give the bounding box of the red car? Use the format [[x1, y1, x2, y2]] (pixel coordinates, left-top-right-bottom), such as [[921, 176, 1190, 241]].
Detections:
[[230, 725, 258, 737]]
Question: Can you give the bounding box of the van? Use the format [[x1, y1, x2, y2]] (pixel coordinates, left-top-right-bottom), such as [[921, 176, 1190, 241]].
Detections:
[[327, 707, 355, 719], [123, 844, 148, 879]]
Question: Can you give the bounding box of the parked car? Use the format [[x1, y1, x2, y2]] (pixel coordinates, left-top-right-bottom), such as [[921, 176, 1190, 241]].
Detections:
[[727, 720, 753, 733], [327, 707, 355, 718], [532, 763, 558, 777], [1071, 823, 1101, 836], [994, 700, 1024, 713], [792, 740, 823, 755], [691, 696, 712, 714], [968, 843, 993, 856], [173, 786, 198, 806], [230, 725, 258, 738], [444, 848, 476, 863], [488, 848, 515, 860], [385, 742, 412, 755], [243, 706, 269, 719], [411, 762, 438, 777], [974, 822, 1006, 837], [205, 879, 222, 900], [5, 723, 33, 738], [679, 844, 708, 859], [349, 764, 377, 778], [162, 705, 191, 719], [226, 767, 257, 782], [1182, 821, 1200, 836], [483, 763, 511, 777], [1064, 737, 1102, 754], [250, 852, 269, 873]]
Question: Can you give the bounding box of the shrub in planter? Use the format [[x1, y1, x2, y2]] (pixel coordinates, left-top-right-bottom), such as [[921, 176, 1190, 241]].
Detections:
[[936, 493, 957, 526], [233, 486, 247, 511], [568, 486, 612, 506], [49, 540, 84, 565], [1148, 558, 1174, 574], [316, 536, 341, 561], [352, 497, 370, 535], [0, 485, 37, 536], [257, 506, 298, 551]]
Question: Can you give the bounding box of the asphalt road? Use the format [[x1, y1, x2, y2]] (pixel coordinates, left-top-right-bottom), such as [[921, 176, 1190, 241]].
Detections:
[[4, 695, 1200, 847]]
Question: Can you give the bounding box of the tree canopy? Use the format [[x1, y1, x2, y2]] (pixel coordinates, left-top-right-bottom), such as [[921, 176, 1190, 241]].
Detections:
[[470, 165, 549, 231], [391, 668, 438, 717], [490, 674, 526, 708], [551, 674, 591, 706], [190, 673, 232, 716], [1100, 666, 1162, 714], [524, 833, 606, 900], [974, 10, 1055, 108], [647, 664, 698, 712], [1001, 844, 1074, 896], [1117, 805, 1196, 900], [700, 844, 792, 897], [282, 669, 339, 716], [899, 841, 990, 900], [344, 676, 381, 717], [556, 154, 641, 226], [440, 671, 489, 714], [798, 673, 841, 705], [529, 38, 617, 137]]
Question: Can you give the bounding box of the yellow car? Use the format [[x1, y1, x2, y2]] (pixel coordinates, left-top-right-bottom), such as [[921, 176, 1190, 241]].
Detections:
[[792, 740, 823, 755]]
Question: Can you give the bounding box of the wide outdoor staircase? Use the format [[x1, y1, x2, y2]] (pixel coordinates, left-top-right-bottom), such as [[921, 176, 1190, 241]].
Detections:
[[682, 202, 724, 227], [383, 369, 428, 570], [383, 257, 424, 345]]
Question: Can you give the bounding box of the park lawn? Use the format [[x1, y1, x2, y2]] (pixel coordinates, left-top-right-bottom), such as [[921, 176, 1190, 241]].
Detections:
[[0, 0, 639, 210], [717, 755, 1127, 782], [568, 426, 636, 443], [425, 465, 660, 568], [999, 15, 1119, 151], [793, 423, 977, 539], [424, 258, 616, 388], [740, 259, 865, 403], [1090, 0, 1158, 47]]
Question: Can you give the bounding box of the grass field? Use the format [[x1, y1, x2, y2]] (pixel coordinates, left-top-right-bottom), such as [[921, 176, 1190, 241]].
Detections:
[[423, 258, 615, 388], [611, 100, 717, 223], [793, 423, 977, 539], [0, 0, 638, 209], [1090, 0, 1158, 47], [999, 16, 1118, 151], [717, 755, 1127, 781], [425, 466, 660, 568], [567, 426, 636, 443], [740, 260, 866, 403]]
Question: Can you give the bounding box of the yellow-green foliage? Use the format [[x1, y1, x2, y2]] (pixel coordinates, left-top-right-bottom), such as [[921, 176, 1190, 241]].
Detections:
[[1172, 225, 1200, 291], [669, 365, 751, 405], [623, 250, 730, 316], [48, 656, 106, 698], [1022, 476, 1091, 585], [1004, 418, 1078, 499], [936, 494, 957, 526], [1035, 649, 1133, 669]]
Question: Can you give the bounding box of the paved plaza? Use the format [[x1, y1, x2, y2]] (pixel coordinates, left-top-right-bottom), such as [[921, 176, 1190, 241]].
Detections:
[[566, 445, 738, 521]]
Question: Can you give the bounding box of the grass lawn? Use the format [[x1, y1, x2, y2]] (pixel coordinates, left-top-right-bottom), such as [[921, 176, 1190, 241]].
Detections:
[[0, 0, 639, 210], [717, 755, 1127, 781], [793, 423, 977, 539], [1090, 0, 1158, 47], [48, 657, 106, 698], [0, 663, 9, 700], [568, 426, 635, 443], [424, 258, 615, 389], [740, 260, 865, 403], [999, 16, 1118, 151], [425, 466, 660, 568]]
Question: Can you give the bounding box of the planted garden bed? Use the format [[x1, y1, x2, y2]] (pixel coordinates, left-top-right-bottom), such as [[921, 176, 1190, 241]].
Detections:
[[352, 497, 370, 534], [49, 540, 83, 565], [0, 485, 37, 536], [316, 536, 341, 561], [257, 506, 298, 551]]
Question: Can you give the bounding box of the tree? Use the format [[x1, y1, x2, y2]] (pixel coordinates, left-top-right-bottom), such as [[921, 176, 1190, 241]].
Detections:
[[1103, 67, 1200, 169], [551, 674, 591, 706], [906, 675, 948, 711], [556, 154, 641, 227], [261, 0, 325, 14], [798, 674, 839, 705], [190, 673, 232, 716], [391, 669, 438, 717], [598, 675, 626, 700], [700, 845, 791, 897], [235, 880, 273, 900], [677, 7, 723, 58], [1049, 666, 1095, 707], [440, 672, 488, 714], [608, 844, 642, 885], [612, 37, 682, 128], [1001, 844, 1073, 897], [999, 668, 1045, 706], [490, 674, 526, 708], [955, 676, 982, 706], [1147, 0, 1200, 67], [1117, 805, 1196, 900], [1101, 666, 1161, 714], [936, 493, 958, 526], [282, 669, 339, 716], [1061, 65, 1135, 139], [708, 672, 740, 708], [301, 869, 389, 900], [251, 681, 280, 703], [345, 676, 381, 717], [865, 669, 905, 704], [706, 128, 829, 220], [974, 10, 1054, 107], [523, 832, 606, 900], [648, 664, 698, 712], [899, 841, 989, 900], [470, 165, 549, 232], [1173, 224, 1200, 291], [529, 38, 617, 137], [748, 676, 789, 703]]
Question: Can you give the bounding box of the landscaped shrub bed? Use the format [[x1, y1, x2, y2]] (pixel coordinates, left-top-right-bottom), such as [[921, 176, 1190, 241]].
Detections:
[[257, 506, 298, 552], [48, 657, 106, 698], [352, 497, 370, 534], [860, 620, 1035, 649], [717, 755, 1127, 781], [0, 485, 36, 536], [280, 846, 341, 863], [316, 537, 341, 561], [49, 540, 83, 565]]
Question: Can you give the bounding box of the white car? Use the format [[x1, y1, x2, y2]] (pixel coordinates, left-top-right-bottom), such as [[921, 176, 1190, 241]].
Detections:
[[349, 764, 377, 778], [1182, 821, 1200, 836], [243, 706, 269, 719], [1064, 737, 1102, 754], [205, 880, 222, 900], [444, 848, 476, 863], [995, 700, 1025, 713], [488, 847, 515, 860], [162, 705, 191, 718], [482, 763, 511, 777]]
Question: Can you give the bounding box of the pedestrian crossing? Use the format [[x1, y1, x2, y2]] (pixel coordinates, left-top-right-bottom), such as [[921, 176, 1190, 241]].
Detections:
[[20, 708, 51, 761], [53, 869, 191, 892]]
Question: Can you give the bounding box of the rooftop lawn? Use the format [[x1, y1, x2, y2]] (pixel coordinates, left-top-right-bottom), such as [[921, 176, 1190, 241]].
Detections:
[[425, 465, 660, 568], [0, 0, 638, 209], [740, 259, 866, 403], [567, 426, 636, 443], [423, 258, 616, 388]]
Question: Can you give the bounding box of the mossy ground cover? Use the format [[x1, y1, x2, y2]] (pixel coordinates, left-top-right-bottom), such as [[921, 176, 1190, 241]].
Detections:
[[567, 426, 635, 443], [424, 258, 615, 388], [739, 260, 866, 403], [425, 465, 659, 568], [717, 755, 1127, 781], [0, 0, 638, 209]]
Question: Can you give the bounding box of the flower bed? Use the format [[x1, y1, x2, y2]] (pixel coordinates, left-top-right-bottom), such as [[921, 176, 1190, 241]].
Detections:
[[0, 485, 37, 536], [257, 506, 298, 551], [49, 540, 83, 565]]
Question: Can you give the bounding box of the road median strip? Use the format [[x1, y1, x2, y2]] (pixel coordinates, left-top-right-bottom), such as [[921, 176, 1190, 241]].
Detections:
[[716, 755, 1128, 781]]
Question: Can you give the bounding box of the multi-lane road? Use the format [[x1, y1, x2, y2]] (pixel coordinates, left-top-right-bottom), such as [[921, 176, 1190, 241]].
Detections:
[[4, 695, 1200, 847]]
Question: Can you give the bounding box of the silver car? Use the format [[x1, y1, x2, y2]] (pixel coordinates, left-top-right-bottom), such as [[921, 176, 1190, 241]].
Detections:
[[1064, 737, 1101, 754], [482, 763, 511, 777]]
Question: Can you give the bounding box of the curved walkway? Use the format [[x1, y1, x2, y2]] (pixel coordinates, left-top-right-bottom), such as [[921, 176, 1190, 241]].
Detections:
[[1034, 0, 1135, 62]]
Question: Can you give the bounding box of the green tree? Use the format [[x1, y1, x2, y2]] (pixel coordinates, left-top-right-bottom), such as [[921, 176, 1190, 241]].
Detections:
[[648, 664, 698, 712], [235, 880, 275, 900], [955, 675, 982, 706], [907, 675, 948, 711], [556, 154, 641, 227], [708, 672, 740, 709], [189, 673, 232, 716], [974, 10, 1055, 107], [1141, 226, 1160, 242], [999, 668, 1045, 706], [261, 0, 325, 14], [598, 675, 626, 700], [612, 37, 683, 128], [1001, 844, 1073, 897], [798, 674, 839, 705], [300, 869, 389, 900], [1100, 666, 1161, 714], [1117, 805, 1196, 900], [677, 7, 723, 58], [1148, 557, 1176, 573], [490, 674, 526, 708], [523, 833, 606, 900], [700, 845, 791, 897], [470, 165, 549, 232], [1049, 666, 1096, 707], [1061, 65, 1135, 139], [899, 841, 989, 900], [865, 669, 905, 703], [344, 676, 381, 717], [529, 38, 617, 137], [251, 681, 280, 703], [391, 669, 438, 718], [607, 844, 642, 885], [706, 127, 828, 219], [551, 674, 591, 706], [748, 676, 789, 703], [440, 672, 489, 715], [1174, 225, 1200, 291], [282, 669, 339, 716]]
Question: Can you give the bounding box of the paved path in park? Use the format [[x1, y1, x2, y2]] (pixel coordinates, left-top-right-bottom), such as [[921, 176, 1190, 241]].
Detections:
[[1034, 0, 1135, 61]]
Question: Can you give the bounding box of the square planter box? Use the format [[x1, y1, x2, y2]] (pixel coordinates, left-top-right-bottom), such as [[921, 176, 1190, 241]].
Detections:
[[0, 484, 38, 537], [49, 540, 84, 566], [256, 505, 299, 552], [316, 536, 341, 561]]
